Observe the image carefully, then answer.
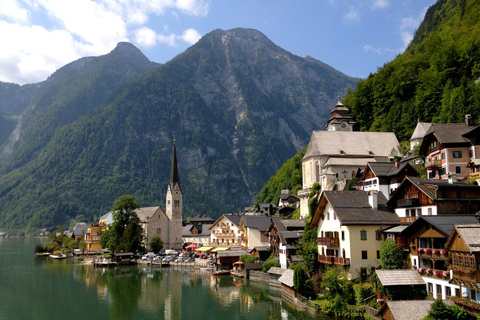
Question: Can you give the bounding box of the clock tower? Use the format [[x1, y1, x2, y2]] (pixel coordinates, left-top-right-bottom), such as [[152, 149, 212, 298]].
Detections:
[[325, 99, 356, 131], [165, 139, 183, 249]]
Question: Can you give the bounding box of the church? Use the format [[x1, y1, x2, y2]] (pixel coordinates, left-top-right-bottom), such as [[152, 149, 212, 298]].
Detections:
[[136, 140, 184, 250], [297, 99, 402, 218]]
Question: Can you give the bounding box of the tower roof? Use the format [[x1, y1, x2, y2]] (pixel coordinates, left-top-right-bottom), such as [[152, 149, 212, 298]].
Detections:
[[169, 139, 181, 190]]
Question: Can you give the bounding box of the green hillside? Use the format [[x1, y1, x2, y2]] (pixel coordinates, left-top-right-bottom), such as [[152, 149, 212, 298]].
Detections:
[[343, 0, 480, 141]]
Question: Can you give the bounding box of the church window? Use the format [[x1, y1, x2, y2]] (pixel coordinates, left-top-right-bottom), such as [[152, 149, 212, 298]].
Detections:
[[174, 200, 180, 206], [156, 228, 161, 235], [167, 200, 171, 205]]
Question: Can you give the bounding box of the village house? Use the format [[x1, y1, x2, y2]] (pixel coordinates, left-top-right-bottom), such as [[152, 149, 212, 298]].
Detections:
[[375, 269, 426, 301], [361, 161, 418, 200], [182, 223, 212, 248], [209, 214, 243, 247], [445, 223, 480, 306], [267, 218, 305, 269], [311, 190, 399, 279], [239, 215, 280, 249], [417, 116, 480, 181], [298, 100, 402, 218], [387, 176, 480, 223], [400, 215, 479, 300]]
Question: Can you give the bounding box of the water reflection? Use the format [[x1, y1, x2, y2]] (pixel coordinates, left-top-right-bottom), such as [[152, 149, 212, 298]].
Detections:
[[29, 255, 317, 320]]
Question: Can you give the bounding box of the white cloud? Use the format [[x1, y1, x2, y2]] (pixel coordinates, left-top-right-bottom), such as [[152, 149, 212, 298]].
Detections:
[[0, 0, 210, 84], [372, 0, 389, 10], [363, 44, 397, 55], [399, 6, 429, 48], [180, 28, 201, 45], [0, 0, 30, 24], [134, 27, 158, 47], [343, 6, 360, 24]]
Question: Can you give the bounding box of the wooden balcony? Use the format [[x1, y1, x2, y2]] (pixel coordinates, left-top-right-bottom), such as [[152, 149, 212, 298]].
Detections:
[[318, 255, 350, 266], [425, 159, 442, 170], [397, 198, 420, 207], [317, 237, 340, 246], [470, 172, 480, 178], [399, 216, 417, 223]]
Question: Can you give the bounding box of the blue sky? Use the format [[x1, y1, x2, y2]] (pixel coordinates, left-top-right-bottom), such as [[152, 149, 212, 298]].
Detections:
[[0, 0, 436, 85]]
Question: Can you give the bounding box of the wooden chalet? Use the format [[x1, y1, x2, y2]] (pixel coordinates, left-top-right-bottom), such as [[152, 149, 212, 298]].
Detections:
[[387, 176, 480, 223]]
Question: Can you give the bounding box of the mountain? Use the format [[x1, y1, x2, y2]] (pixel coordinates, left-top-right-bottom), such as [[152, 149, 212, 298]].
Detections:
[[343, 0, 480, 142], [0, 28, 358, 232]]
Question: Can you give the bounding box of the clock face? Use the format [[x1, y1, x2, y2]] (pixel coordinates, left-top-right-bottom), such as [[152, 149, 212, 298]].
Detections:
[[341, 123, 346, 128]]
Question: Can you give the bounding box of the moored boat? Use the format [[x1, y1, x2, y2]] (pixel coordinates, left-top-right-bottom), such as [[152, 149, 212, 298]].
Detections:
[[49, 254, 66, 259], [213, 270, 231, 276]]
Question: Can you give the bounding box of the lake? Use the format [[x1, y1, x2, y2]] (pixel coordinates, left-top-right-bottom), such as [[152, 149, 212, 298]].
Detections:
[[0, 237, 332, 320]]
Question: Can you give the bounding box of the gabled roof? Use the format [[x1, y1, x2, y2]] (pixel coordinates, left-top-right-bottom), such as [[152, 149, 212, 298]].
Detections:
[[278, 230, 303, 244], [135, 207, 161, 222], [278, 269, 294, 287], [209, 214, 243, 229], [362, 161, 415, 180], [311, 190, 398, 227], [375, 269, 425, 286], [381, 300, 436, 320], [303, 131, 401, 160], [241, 216, 281, 231], [446, 224, 480, 253], [388, 176, 480, 206], [281, 219, 305, 229], [401, 215, 480, 237], [410, 122, 432, 141], [424, 123, 477, 145]]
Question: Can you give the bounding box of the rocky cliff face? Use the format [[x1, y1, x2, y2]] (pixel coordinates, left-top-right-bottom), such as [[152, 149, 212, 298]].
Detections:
[[0, 28, 358, 231]]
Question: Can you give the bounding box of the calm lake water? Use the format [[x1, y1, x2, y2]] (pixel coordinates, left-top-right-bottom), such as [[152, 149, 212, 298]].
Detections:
[[0, 238, 332, 320]]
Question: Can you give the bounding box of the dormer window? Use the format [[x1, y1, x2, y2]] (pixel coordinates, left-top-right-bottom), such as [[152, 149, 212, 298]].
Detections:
[[369, 151, 374, 155], [340, 150, 346, 155]]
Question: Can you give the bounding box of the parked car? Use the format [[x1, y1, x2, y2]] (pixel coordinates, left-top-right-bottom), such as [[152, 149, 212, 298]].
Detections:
[[142, 252, 156, 260]]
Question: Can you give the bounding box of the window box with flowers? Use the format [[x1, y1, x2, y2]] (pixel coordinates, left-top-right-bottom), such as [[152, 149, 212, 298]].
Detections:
[[417, 248, 424, 254], [425, 248, 432, 255], [425, 268, 432, 274], [417, 268, 423, 273], [433, 249, 440, 255], [441, 249, 447, 256]]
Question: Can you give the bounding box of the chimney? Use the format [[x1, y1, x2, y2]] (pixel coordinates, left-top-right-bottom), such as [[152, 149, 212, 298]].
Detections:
[[447, 173, 457, 184], [368, 190, 378, 210], [466, 114, 472, 126]]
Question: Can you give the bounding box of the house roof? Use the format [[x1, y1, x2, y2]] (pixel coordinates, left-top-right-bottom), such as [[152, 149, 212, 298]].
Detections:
[[135, 207, 160, 222], [381, 300, 434, 320], [210, 214, 243, 230], [278, 230, 303, 244], [388, 176, 480, 205], [281, 219, 306, 229], [410, 122, 432, 141], [401, 215, 480, 237], [424, 123, 477, 145], [267, 267, 287, 276], [312, 190, 398, 226], [217, 249, 249, 258], [278, 268, 294, 287], [363, 161, 414, 179], [241, 216, 281, 231], [303, 131, 401, 160], [447, 224, 480, 253], [375, 269, 425, 286]]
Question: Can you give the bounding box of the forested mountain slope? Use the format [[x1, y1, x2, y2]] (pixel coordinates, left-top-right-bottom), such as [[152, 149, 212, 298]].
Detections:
[[0, 28, 358, 232], [343, 0, 480, 141]]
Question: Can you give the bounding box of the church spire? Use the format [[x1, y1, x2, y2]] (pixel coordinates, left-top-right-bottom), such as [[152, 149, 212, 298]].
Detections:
[[169, 138, 179, 186]]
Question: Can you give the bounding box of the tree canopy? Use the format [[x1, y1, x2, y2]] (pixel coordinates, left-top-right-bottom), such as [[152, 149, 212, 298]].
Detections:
[[100, 195, 144, 253], [379, 238, 404, 269]]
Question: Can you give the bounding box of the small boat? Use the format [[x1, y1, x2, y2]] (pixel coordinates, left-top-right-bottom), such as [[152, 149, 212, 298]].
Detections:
[[213, 270, 231, 276], [49, 254, 66, 259], [200, 266, 214, 271]]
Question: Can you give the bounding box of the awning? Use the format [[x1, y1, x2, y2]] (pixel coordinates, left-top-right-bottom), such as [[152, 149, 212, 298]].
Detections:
[[185, 244, 198, 250], [211, 247, 229, 252], [196, 246, 212, 252], [233, 261, 244, 265]]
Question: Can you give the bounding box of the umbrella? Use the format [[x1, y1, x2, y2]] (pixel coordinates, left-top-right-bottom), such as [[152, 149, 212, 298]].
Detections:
[[185, 244, 198, 250]]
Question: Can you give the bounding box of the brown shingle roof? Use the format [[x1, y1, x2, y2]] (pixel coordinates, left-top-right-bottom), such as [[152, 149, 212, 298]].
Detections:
[[376, 269, 425, 286], [278, 269, 294, 287]]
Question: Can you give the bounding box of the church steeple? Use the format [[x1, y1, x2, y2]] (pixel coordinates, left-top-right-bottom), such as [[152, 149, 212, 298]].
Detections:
[[325, 96, 356, 131], [169, 138, 180, 190]]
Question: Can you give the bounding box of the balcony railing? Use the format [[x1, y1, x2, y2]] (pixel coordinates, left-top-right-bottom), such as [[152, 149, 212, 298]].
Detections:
[[397, 198, 420, 207], [317, 237, 340, 246], [470, 172, 480, 178], [425, 159, 442, 170], [318, 255, 350, 266], [417, 248, 448, 259], [399, 216, 417, 223]]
